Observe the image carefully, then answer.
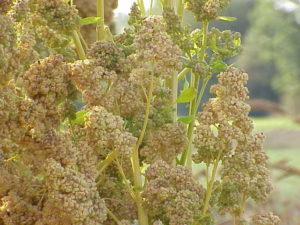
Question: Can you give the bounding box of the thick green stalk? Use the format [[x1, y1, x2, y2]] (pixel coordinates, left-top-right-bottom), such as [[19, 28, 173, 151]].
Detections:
[[97, 0, 105, 41], [171, 71, 178, 121], [131, 73, 155, 225], [166, 72, 178, 122], [180, 21, 209, 168], [150, 0, 154, 15], [137, 0, 146, 16], [177, 0, 184, 19], [165, 0, 173, 8], [164, 1, 177, 122], [72, 30, 86, 60]]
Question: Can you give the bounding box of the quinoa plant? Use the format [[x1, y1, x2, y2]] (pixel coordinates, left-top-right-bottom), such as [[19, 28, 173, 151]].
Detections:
[[0, 0, 280, 225]]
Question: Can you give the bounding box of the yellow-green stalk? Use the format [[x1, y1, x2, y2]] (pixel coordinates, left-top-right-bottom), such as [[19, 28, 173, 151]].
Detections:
[[97, 0, 106, 40]]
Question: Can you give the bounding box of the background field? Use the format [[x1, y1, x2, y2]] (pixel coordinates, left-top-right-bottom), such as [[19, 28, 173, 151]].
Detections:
[[253, 117, 300, 199]]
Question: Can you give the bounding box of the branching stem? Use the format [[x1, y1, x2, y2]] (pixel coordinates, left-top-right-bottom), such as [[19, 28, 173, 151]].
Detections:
[[202, 149, 222, 214], [97, 150, 119, 179], [185, 78, 209, 168], [180, 21, 209, 168], [177, 67, 191, 81], [130, 69, 155, 225], [115, 158, 137, 202], [72, 30, 86, 60]]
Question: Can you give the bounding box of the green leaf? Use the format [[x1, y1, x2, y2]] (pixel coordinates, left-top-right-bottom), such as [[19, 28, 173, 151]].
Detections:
[[211, 60, 228, 72], [178, 115, 194, 124], [36, 174, 45, 181], [177, 88, 197, 103], [234, 38, 241, 46], [217, 16, 237, 21], [79, 17, 103, 26], [73, 110, 88, 124]]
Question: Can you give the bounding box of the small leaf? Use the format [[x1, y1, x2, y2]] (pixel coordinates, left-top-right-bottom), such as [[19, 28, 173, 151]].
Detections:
[[211, 60, 228, 73], [79, 17, 103, 26], [217, 16, 237, 21], [73, 110, 88, 124], [177, 88, 197, 103], [234, 38, 241, 46], [178, 115, 194, 124], [36, 174, 45, 181]]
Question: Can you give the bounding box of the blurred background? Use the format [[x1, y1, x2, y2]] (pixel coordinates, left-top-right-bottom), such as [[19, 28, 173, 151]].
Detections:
[[79, 0, 300, 223]]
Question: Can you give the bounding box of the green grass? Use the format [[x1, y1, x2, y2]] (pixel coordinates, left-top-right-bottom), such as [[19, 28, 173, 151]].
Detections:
[[252, 117, 300, 197], [252, 116, 300, 132], [254, 117, 300, 197], [268, 148, 300, 198]]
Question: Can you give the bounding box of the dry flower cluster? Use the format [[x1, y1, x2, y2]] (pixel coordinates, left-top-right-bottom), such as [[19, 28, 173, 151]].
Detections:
[[0, 0, 280, 225]]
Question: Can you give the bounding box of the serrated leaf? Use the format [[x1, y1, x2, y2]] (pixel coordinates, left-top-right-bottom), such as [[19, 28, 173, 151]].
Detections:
[[73, 110, 88, 124], [79, 17, 103, 26], [211, 60, 228, 72], [178, 115, 194, 124], [217, 16, 237, 21], [177, 88, 197, 103]]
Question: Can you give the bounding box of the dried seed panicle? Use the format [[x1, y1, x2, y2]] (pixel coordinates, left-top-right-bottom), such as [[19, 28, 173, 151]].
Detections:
[[185, 0, 231, 21]]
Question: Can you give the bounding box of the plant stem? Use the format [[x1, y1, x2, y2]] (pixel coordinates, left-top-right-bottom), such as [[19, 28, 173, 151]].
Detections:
[[184, 78, 209, 168], [177, 67, 191, 81], [233, 194, 247, 225], [130, 72, 155, 225], [107, 208, 122, 225], [177, 0, 184, 19], [166, 72, 178, 122], [165, 0, 172, 8], [97, 0, 105, 41], [78, 30, 88, 50], [150, 0, 154, 15], [202, 150, 222, 214], [137, 0, 146, 17], [115, 158, 137, 202], [72, 30, 86, 60], [172, 71, 178, 122], [97, 150, 119, 179], [133, 76, 155, 170], [179, 21, 209, 168]]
